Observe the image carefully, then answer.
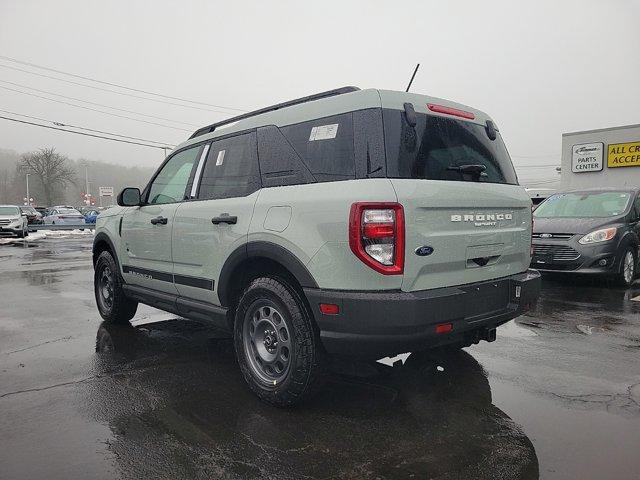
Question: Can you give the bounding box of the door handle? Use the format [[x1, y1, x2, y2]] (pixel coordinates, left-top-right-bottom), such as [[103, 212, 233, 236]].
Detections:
[[211, 214, 237, 225], [150, 216, 168, 225]]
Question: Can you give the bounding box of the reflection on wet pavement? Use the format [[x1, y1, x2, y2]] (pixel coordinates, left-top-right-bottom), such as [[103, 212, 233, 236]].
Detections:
[[89, 320, 538, 479]]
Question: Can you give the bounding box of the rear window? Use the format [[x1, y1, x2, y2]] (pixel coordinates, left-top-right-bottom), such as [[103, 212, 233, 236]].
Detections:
[[58, 208, 80, 214], [534, 192, 631, 218], [382, 109, 518, 185]]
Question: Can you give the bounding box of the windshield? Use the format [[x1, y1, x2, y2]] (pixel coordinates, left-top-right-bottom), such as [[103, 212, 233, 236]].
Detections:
[[0, 206, 19, 215], [383, 110, 518, 185], [534, 192, 631, 218]]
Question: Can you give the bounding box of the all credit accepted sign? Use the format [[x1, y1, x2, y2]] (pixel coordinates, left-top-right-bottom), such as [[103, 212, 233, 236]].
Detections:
[[607, 141, 640, 168], [572, 143, 603, 172]]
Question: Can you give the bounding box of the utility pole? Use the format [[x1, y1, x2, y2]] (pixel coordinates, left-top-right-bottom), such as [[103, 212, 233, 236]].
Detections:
[[25, 173, 30, 206], [83, 163, 90, 205]]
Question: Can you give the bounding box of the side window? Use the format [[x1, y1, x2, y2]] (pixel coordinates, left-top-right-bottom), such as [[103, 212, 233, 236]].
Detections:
[[280, 113, 355, 182], [147, 146, 201, 205], [198, 132, 260, 200]]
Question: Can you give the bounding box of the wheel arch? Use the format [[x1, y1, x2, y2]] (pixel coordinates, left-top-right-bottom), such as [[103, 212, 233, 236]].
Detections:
[[218, 241, 318, 313], [93, 232, 120, 271]]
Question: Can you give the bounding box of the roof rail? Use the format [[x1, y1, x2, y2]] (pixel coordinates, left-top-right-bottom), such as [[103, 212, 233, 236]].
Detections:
[[189, 86, 360, 139]]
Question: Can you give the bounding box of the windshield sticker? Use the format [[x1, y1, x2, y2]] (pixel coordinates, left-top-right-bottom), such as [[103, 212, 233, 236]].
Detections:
[[309, 124, 339, 141], [215, 150, 226, 166]]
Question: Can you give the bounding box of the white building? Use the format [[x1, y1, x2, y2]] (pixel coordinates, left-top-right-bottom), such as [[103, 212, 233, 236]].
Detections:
[[561, 124, 640, 190]]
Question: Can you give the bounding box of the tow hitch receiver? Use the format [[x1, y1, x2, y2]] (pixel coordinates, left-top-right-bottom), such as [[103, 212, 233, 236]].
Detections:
[[466, 327, 497, 345], [484, 328, 497, 342]]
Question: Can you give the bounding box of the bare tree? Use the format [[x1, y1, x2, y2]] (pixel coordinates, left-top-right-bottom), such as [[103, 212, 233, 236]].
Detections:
[[18, 148, 76, 206]]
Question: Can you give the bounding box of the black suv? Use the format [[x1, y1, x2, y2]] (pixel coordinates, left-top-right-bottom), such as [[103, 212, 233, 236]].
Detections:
[[532, 188, 640, 286]]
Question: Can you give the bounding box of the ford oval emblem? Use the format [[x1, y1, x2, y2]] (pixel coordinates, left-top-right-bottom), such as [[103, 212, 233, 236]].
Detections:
[[415, 246, 434, 256]]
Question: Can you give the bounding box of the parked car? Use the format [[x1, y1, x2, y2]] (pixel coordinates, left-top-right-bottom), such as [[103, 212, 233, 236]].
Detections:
[[84, 210, 100, 224], [34, 206, 47, 217], [92, 86, 541, 405], [43, 207, 86, 225], [532, 188, 640, 286], [20, 205, 44, 225], [0, 205, 28, 237]]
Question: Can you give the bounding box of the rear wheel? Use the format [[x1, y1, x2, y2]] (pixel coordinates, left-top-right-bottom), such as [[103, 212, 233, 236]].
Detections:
[[94, 250, 138, 324], [616, 247, 636, 287], [234, 276, 321, 406]]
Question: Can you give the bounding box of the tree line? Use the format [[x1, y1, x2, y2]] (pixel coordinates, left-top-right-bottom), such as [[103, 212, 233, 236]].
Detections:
[[0, 147, 155, 207]]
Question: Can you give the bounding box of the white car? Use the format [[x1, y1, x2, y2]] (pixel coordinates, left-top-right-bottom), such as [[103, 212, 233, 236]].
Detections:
[[43, 207, 86, 225], [0, 205, 28, 237]]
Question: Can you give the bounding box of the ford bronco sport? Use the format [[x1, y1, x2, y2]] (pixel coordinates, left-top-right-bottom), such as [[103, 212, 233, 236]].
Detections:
[[93, 87, 541, 405]]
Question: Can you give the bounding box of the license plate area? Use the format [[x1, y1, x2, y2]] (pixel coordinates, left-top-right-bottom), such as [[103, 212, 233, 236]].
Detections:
[[462, 280, 510, 320], [533, 253, 553, 265]]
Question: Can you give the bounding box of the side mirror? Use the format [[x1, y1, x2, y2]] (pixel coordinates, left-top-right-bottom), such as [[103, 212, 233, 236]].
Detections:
[[117, 187, 142, 207]]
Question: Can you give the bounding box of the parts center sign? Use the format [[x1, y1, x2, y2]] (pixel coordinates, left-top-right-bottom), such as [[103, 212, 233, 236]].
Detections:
[[607, 141, 640, 168], [572, 143, 603, 172]]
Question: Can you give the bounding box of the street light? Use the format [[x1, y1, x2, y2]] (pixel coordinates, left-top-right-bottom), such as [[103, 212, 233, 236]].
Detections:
[[25, 173, 30, 206]]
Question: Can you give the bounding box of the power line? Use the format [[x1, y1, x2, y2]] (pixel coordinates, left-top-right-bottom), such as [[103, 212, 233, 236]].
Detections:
[[0, 54, 247, 112], [0, 79, 198, 127], [0, 63, 243, 116], [0, 114, 172, 150], [0, 84, 191, 132], [0, 109, 175, 146]]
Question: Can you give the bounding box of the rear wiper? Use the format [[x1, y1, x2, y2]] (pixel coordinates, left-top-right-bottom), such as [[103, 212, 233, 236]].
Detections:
[[446, 164, 488, 180]]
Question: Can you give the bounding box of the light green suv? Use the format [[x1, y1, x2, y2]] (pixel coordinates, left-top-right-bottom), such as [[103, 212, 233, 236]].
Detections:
[[93, 87, 541, 405]]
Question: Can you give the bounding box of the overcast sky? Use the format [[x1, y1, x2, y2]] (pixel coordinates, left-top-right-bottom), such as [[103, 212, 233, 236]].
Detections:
[[0, 0, 638, 185]]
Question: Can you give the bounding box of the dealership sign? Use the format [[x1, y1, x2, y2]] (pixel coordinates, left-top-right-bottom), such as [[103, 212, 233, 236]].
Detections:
[[99, 186, 114, 196], [572, 143, 603, 173], [607, 141, 640, 168]]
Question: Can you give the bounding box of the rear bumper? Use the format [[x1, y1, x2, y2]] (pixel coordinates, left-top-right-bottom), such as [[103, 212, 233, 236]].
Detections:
[[304, 269, 541, 358]]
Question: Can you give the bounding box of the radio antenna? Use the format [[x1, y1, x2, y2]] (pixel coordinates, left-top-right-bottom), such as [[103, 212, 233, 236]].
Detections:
[[405, 63, 420, 92]]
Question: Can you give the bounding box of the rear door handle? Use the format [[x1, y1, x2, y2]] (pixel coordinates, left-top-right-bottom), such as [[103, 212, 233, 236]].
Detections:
[[211, 214, 237, 225], [150, 216, 168, 225]]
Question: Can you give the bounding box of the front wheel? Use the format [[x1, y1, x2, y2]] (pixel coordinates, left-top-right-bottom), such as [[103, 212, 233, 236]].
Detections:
[[616, 247, 637, 287], [234, 277, 321, 406], [94, 250, 138, 323]]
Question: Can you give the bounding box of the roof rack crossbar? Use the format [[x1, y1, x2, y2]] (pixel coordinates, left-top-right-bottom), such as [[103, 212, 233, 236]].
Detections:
[[189, 86, 360, 139]]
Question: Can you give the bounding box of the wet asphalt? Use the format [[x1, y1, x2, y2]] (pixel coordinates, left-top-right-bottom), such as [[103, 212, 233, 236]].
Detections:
[[0, 234, 639, 480]]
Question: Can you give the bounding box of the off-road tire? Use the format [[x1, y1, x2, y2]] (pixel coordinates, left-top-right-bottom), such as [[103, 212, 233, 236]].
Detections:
[[94, 250, 138, 324], [616, 246, 637, 287], [234, 276, 321, 406]]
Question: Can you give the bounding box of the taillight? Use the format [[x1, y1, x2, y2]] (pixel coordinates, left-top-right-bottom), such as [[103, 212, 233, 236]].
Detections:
[[349, 202, 404, 275]]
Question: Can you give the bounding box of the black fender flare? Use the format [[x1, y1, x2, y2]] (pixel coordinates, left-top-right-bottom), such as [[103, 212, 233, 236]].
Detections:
[[93, 232, 120, 272], [217, 241, 318, 307]]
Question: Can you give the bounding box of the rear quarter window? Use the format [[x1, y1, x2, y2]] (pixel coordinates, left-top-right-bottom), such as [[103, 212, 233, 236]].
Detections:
[[280, 113, 355, 183]]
